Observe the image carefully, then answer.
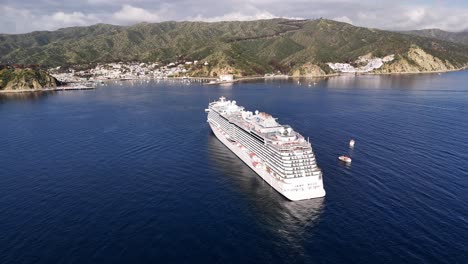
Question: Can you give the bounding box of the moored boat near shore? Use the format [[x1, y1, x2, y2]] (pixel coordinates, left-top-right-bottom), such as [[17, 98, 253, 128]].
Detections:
[[338, 155, 352, 163]]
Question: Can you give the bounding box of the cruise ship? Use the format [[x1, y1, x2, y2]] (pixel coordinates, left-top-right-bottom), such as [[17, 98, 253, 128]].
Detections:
[[206, 97, 325, 201]]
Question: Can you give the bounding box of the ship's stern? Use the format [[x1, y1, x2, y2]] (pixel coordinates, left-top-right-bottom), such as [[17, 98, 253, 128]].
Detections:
[[281, 173, 326, 201]]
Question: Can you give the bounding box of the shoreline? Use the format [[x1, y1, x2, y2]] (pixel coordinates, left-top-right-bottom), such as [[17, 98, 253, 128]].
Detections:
[[365, 66, 468, 76], [2, 67, 466, 93], [0, 85, 95, 94], [289, 66, 467, 78], [203, 67, 467, 85]]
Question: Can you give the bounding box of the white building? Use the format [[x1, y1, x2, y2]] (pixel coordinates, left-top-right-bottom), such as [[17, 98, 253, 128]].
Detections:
[[219, 74, 234, 82]]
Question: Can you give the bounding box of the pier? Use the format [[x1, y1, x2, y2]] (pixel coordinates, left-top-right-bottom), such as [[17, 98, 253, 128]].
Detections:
[[55, 85, 95, 91], [0, 85, 95, 94]]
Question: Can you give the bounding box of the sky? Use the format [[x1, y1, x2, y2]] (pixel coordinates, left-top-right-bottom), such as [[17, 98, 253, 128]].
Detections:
[[1, 0, 468, 34]]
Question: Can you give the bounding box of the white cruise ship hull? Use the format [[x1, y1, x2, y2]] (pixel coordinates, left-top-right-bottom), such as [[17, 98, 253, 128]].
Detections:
[[209, 123, 326, 201]]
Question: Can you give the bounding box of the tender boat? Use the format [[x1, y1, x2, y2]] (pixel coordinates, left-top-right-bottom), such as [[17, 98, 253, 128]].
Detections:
[[338, 155, 352, 163]]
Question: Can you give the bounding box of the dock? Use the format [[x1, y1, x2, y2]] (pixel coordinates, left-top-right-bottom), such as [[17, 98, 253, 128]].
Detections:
[[204, 80, 237, 85], [0, 85, 95, 94], [203, 76, 276, 85], [56, 85, 95, 91]]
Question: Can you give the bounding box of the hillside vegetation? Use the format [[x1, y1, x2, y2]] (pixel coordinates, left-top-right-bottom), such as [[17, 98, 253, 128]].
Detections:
[[1, 19, 468, 76], [0, 68, 59, 90], [402, 29, 468, 45]]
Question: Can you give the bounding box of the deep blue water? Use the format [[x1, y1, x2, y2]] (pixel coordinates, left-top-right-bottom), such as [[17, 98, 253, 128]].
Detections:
[[1, 71, 467, 263]]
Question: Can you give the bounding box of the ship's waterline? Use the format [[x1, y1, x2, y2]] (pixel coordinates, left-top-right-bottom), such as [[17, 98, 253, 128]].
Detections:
[[206, 96, 325, 200]]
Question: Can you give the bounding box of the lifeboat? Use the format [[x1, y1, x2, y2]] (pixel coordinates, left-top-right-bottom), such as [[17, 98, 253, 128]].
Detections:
[[252, 162, 263, 169], [249, 152, 260, 161], [338, 155, 352, 163]]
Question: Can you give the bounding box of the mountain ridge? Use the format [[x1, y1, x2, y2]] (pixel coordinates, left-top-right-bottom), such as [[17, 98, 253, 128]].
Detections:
[[1, 19, 468, 76], [402, 28, 468, 45]]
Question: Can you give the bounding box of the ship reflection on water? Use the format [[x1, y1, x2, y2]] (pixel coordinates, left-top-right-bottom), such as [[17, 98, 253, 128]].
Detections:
[[207, 133, 325, 249]]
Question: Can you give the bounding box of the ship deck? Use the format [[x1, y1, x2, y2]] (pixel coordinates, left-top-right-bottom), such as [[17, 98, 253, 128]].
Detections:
[[214, 108, 311, 150]]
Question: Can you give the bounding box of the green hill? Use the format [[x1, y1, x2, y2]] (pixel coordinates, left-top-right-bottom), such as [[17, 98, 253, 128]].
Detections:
[[1, 19, 468, 76], [0, 68, 59, 90], [402, 29, 468, 45]]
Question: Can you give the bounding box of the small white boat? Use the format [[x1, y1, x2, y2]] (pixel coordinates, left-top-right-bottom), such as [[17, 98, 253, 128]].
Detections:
[[339, 155, 352, 163], [349, 139, 355, 148]]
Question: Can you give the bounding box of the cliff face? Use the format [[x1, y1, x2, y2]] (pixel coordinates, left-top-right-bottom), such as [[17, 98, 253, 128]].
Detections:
[[291, 63, 326, 77], [375, 46, 464, 73], [0, 69, 59, 90]]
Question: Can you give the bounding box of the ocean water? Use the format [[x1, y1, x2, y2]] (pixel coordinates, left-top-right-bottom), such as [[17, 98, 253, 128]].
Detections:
[[1, 72, 467, 263]]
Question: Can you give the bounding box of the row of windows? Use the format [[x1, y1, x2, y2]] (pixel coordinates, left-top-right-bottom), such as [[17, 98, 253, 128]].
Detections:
[[209, 110, 320, 178], [233, 124, 316, 178], [230, 122, 287, 176]]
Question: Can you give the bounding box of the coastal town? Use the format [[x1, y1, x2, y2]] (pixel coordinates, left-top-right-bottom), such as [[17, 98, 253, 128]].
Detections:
[[1, 51, 452, 92], [0, 60, 283, 92], [49, 60, 211, 83], [327, 54, 395, 73], [47, 60, 293, 85], [48, 54, 397, 85]]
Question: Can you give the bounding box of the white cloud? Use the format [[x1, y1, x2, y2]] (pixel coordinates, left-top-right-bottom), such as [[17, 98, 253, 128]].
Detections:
[[357, 12, 376, 21], [0, 6, 35, 33], [112, 4, 161, 23], [47, 11, 100, 27], [1, 1, 468, 34], [0, 6, 101, 33], [333, 16, 353, 25], [405, 8, 426, 23], [188, 5, 303, 23], [87, 0, 140, 5], [190, 11, 276, 22]]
